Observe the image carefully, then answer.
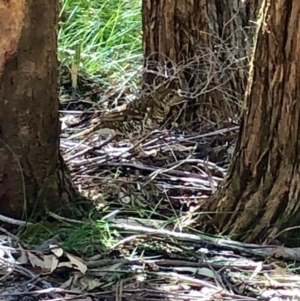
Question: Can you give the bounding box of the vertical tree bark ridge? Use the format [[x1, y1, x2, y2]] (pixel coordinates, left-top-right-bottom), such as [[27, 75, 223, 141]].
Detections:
[[0, 0, 77, 219], [202, 0, 300, 247], [142, 0, 261, 127], [143, 0, 204, 64]]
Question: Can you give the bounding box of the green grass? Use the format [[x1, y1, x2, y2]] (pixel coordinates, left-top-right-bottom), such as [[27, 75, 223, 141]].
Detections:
[[58, 0, 142, 82]]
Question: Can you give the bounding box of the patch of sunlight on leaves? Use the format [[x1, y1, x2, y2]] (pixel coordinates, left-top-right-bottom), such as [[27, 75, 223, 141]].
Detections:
[[59, 0, 142, 83], [20, 220, 117, 256]]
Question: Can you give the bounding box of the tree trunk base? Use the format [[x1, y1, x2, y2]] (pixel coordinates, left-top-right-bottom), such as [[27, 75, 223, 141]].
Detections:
[[199, 153, 300, 248]]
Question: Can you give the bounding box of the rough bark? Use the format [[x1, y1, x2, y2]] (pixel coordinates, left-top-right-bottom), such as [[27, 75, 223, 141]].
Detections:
[[201, 0, 300, 247], [142, 0, 261, 127], [0, 0, 77, 220]]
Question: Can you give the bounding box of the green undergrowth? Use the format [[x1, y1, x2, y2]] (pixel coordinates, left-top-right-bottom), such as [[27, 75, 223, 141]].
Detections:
[[59, 0, 142, 84], [20, 219, 115, 256], [20, 220, 198, 258], [19, 203, 194, 257]]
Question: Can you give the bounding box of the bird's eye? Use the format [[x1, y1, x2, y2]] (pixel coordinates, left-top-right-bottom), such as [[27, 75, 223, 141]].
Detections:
[[168, 93, 174, 99]]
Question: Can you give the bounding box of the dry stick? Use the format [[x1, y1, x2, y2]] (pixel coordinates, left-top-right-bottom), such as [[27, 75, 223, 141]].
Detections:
[[0, 214, 33, 226], [64, 134, 117, 162], [47, 211, 84, 224], [66, 121, 103, 140], [107, 129, 163, 162], [111, 222, 291, 259], [0, 227, 20, 241]]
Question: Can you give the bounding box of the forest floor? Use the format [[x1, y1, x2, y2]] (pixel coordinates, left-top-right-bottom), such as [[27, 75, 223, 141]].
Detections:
[[58, 72, 300, 301], [2, 72, 300, 301], [1, 1, 300, 297]]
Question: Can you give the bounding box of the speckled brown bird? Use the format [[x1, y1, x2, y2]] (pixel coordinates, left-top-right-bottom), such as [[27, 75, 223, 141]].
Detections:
[[68, 87, 183, 139]]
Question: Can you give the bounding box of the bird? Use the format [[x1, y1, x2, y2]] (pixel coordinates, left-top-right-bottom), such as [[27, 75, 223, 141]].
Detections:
[[68, 87, 183, 140]]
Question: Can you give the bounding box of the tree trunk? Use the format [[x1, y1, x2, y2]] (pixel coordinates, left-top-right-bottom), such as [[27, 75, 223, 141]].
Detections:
[[201, 0, 300, 247], [142, 0, 260, 127], [0, 0, 77, 220]]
